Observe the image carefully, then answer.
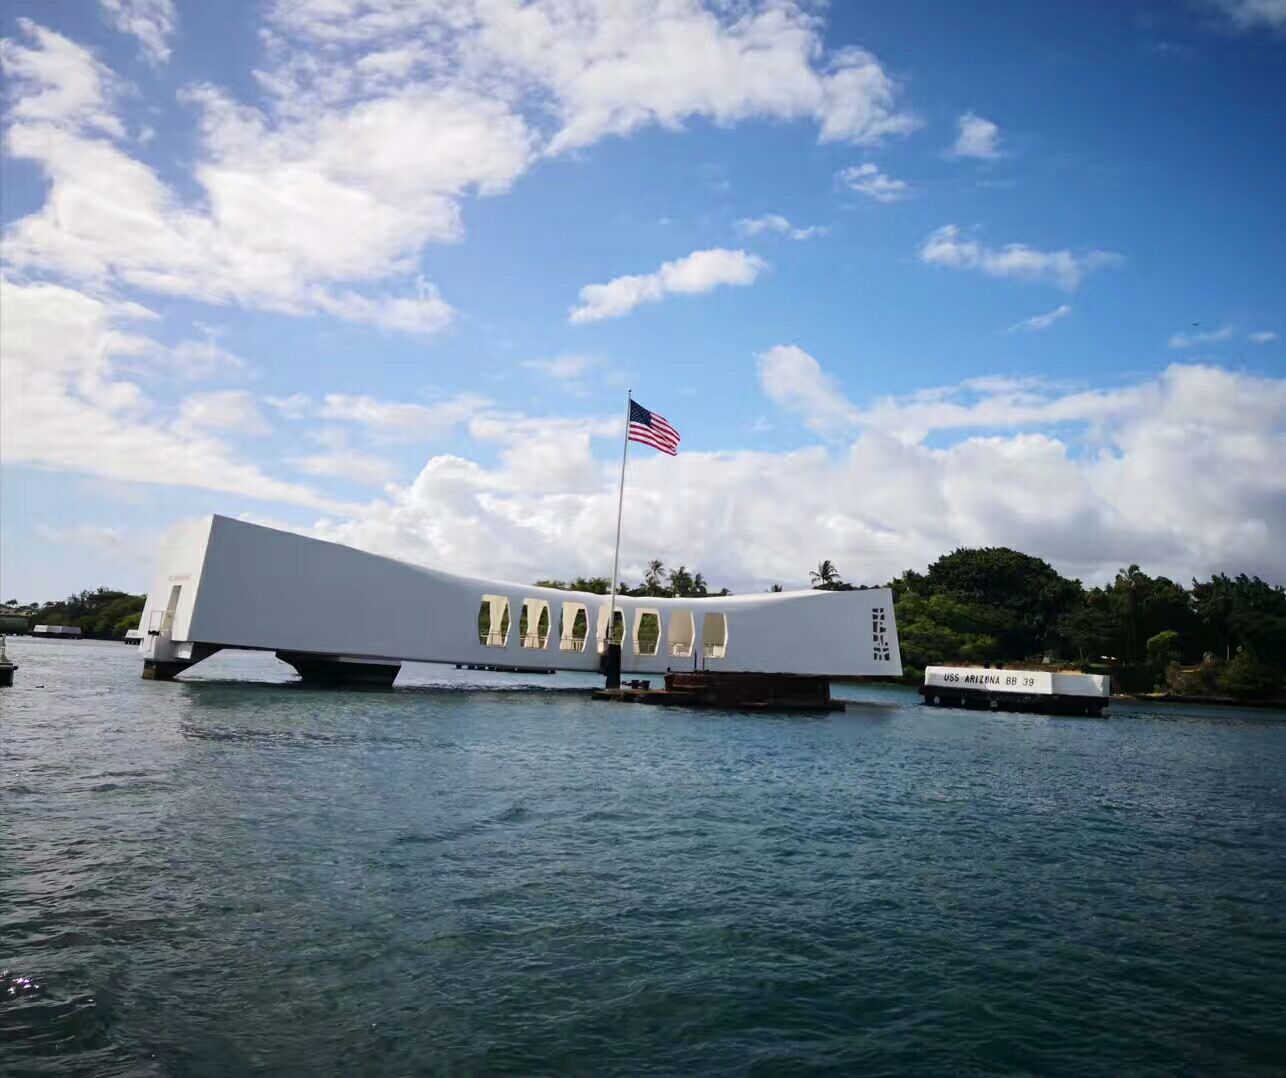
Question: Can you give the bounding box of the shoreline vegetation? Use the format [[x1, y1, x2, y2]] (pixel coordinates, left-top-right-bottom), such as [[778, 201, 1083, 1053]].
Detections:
[[6, 547, 1284, 703]]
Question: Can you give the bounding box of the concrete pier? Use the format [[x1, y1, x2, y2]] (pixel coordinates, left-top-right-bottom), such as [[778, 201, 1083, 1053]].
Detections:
[[277, 651, 401, 688], [594, 670, 842, 712], [141, 659, 193, 681]]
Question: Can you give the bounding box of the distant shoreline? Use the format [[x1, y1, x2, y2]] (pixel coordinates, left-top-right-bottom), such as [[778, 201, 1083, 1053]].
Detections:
[[1111, 692, 1286, 710]]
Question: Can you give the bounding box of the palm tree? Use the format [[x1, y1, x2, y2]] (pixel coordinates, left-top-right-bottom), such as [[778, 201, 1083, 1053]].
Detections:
[[643, 559, 665, 596], [691, 571, 708, 597], [769, 584, 784, 593], [810, 559, 840, 589], [668, 565, 693, 597]]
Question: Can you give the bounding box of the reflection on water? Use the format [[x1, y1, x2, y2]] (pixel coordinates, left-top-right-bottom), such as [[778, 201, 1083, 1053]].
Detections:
[[2, 636, 1285, 1076]]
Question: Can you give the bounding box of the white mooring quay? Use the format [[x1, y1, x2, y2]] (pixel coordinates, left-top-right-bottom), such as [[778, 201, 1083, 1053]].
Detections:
[[136, 515, 902, 686], [920, 665, 1110, 717]]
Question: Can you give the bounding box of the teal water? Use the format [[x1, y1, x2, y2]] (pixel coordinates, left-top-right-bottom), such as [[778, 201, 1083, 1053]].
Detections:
[[2, 638, 1284, 1076]]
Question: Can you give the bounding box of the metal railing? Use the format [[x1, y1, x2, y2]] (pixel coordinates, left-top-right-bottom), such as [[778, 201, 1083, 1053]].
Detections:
[[479, 630, 508, 647], [560, 638, 587, 652]]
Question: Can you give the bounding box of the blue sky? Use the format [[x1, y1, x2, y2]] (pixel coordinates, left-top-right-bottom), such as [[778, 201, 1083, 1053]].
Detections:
[[2, 0, 1283, 601]]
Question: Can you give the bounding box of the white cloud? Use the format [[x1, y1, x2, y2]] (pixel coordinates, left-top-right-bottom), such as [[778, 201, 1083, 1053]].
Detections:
[[950, 111, 1002, 159], [311, 283, 456, 336], [35, 522, 129, 552], [757, 345, 861, 438], [1168, 324, 1235, 348], [98, 0, 176, 65], [174, 390, 270, 436], [266, 1, 918, 153], [319, 393, 491, 440], [570, 248, 766, 322], [114, 335, 249, 382], [520, 355, 605, 395], [837, 162, 910, 202], [1008, 304, 1072, 333], [0, 277, 355, 512], [307, 360, 1286, 591], [521, 354, 601, 380], [3, 7, 914, 337], [1207, 0, 1286, 30], [10, 283, 1283, 590], [291, 450, 397, 487], [1, 21, 531, 335], [735, 214, 825, 240], [919, 225, 1121, 291], [0, 19, 124, 137], [1248, 330, 1278, 344]]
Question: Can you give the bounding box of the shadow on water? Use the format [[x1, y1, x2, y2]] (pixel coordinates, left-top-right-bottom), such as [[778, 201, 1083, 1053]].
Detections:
[[178, 677, 591, 697]]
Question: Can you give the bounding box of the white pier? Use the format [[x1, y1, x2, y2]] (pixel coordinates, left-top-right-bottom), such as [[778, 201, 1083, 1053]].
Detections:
[[920, 665, 1109, 716], [136, 515, 901, 685]]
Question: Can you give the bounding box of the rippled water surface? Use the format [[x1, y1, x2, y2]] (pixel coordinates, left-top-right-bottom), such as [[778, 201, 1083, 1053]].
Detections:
[[3, 638, 1285, 1076]]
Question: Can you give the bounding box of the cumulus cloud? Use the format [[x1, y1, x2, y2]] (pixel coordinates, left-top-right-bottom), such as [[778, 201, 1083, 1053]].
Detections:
[[837, 163, 909, 202], [2, 5, 915, 337], [0, 20, 527, 335], [0, 277, 353, 512], [98, 0, 176, 65], [1008, 304, 1072, 333], [757, 345, 861, 437], [0, 19, 124, 136], [266, 0, 919, 153], [735, 214, 825, 240], [919, 225, 1121, 291], [950, 111, 1002, 158], [306, 359, 1286, 591], [569, 248, 766, 322], [10, 287, 1284, 590]]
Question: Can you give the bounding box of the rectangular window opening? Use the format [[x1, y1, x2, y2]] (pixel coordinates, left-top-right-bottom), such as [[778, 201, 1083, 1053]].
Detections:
[[478, 594, 511, 647]]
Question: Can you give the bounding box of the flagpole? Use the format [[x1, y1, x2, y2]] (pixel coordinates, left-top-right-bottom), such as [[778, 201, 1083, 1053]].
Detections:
[[607, 390, 631, 665]]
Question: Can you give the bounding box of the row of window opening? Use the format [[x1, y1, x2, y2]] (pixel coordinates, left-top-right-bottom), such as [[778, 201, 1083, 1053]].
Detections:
[[477, 596, 727, 658]]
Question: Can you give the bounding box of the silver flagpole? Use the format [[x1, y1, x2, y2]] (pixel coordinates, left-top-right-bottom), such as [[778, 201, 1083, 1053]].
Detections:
[[606, 389, 631, 667]]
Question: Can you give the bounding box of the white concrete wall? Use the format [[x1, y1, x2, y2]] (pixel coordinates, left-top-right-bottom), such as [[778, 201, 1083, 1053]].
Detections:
[[143, 515, 902, 677]]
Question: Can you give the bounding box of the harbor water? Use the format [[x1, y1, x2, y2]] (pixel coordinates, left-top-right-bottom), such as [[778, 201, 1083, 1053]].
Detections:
[[2, 637, 1284, 1075]]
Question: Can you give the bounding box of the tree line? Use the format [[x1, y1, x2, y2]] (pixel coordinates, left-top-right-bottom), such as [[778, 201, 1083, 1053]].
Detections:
[[885, 549, 1285, 700], [3, 588, 146, 640]]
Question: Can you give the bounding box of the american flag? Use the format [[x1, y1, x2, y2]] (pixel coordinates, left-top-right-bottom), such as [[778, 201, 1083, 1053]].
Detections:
[[628, 399, 680, 456]]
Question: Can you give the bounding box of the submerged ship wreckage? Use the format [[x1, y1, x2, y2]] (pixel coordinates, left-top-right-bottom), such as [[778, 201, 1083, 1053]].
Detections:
[[136, 516, 902, 707]]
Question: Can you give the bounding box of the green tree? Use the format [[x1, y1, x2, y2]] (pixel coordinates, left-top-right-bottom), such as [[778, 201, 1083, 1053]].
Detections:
[[642, 559, 666, 596], [923, 547, 1083, 657], [809, 559, 840, 588], [667, 565, 694, 597], [1058, 593, 1118, 662], [1145, 630, 1181, 688], [1218, 651, 1280, 699]]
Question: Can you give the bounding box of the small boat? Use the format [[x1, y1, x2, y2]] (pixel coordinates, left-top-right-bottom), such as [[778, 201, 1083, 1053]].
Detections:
[[920, 665, 1109, 716]]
